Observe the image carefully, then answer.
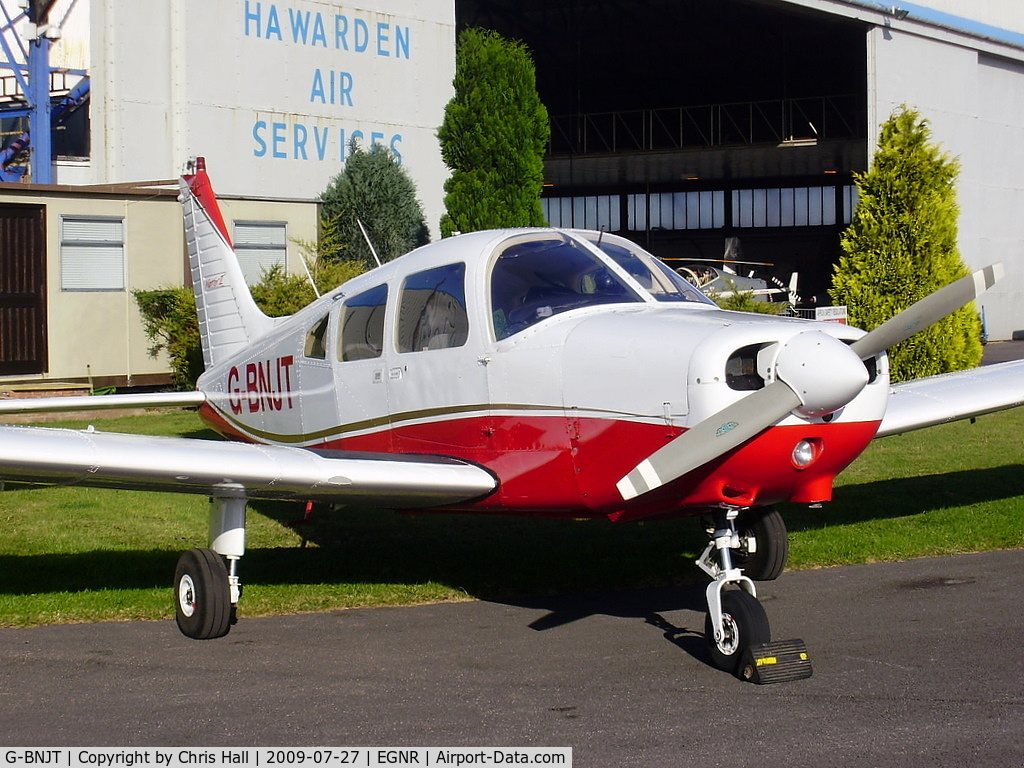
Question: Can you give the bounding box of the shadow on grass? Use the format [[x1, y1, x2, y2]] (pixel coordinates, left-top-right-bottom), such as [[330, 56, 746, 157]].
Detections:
[[0, 511, 707, 599], [784, 464, 1024, 532], [5, 465, 1021, 599]]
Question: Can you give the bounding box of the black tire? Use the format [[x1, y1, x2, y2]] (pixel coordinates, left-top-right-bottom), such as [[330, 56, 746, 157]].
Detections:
[[733, 506, 789, 581], [705, 589, 771, 674], [174, 548, 232, 640]]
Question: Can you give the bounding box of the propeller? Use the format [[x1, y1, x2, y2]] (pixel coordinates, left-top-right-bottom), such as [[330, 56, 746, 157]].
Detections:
[[616, 263, 1004, 501]]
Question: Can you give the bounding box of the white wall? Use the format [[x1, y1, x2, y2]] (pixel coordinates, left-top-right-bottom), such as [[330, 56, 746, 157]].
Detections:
[[88, 0, 455, 235], [869, 25, 1024, 339]]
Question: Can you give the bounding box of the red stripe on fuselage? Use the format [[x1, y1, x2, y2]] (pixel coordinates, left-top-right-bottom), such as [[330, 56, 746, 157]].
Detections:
[[198, 404, 880, 520]]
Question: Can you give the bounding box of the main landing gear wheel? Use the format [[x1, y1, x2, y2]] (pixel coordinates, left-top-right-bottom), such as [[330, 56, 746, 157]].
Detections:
[[174, 548, 233, 640], [705, 589, 771, 674], [732, 506, 789, 581]]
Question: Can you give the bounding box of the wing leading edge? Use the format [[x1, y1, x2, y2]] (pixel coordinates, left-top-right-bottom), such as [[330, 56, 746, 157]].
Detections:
[[0, 390, 207, 416], [876, 359, 1024, 438], [0, 425, 497, 508]]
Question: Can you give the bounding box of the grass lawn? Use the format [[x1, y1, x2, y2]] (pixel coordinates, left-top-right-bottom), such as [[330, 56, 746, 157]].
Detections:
[[1, 407, 1022, 628]]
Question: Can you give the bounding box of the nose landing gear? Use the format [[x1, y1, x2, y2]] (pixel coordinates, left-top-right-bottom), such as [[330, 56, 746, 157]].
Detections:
[[698, 506, 812, 683]]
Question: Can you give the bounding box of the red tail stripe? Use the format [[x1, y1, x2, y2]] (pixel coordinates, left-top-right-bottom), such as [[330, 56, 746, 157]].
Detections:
[[184, 157, 232, 248]]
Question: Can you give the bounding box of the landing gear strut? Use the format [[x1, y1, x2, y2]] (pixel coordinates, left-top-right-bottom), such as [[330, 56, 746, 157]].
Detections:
[[732, 506, 789, 582], [174, 485, 247, 640], [698, 506, 811, 683], [698, 508, 765, 673]]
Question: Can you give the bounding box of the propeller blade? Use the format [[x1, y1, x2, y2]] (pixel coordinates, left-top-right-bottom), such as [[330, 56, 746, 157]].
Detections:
[[616, 381, 800, 501], [849, 263, 1003, 360]]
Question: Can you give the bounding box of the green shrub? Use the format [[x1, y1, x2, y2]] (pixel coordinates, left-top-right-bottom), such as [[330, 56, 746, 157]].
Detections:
[[133, 286, 203, 391], [437, 28, 549, 236], [829, 106, 982, 382], [319, 141, 429, 267]]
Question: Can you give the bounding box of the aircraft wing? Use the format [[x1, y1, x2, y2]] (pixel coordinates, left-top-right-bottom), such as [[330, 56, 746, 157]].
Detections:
[[876, 359, 1024, 438], [0, 390, 207, 416], [0, 425, 497, 508]]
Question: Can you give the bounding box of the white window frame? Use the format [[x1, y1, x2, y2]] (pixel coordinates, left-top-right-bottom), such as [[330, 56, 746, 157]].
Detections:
[[233, 221, 288, 285], [60, 215, 125, 292]]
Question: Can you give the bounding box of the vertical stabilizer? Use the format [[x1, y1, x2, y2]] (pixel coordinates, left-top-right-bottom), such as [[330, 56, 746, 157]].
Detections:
[[180, 158, 275, 368]]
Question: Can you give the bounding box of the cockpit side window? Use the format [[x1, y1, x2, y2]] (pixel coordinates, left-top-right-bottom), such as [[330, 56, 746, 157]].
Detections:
[[338, 283, 388, 362], [397, 263, 469, 353], [304, 313, 330, 359], [490, 235, 642, 340], [584, 236, 715, 305]]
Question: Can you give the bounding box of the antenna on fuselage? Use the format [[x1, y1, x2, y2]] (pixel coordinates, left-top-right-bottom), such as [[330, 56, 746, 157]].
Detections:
[[300, 256, 321, 299], [358, 219, 383, 268]]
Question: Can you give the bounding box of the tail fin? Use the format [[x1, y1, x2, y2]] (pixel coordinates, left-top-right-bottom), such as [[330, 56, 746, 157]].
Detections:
[[179, 157, 275, 369]]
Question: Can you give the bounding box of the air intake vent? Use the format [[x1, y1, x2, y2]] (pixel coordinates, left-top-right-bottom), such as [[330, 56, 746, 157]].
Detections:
[[726, 344, 766, 391]]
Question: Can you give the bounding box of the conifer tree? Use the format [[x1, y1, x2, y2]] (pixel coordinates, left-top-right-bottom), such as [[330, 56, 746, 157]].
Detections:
[[829, 106, 982, 382], [437, 27, 550, 236], [320, 141, 430, 266]]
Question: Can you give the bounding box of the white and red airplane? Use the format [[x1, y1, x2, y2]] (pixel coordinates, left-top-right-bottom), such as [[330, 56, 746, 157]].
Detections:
[[2, 158, 1023, 680]]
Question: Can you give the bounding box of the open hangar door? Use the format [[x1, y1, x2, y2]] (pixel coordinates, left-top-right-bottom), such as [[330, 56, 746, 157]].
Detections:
[[456, 0, 870, 303]]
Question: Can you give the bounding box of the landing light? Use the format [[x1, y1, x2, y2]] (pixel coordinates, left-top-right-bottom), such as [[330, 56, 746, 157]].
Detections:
[[792, 438, 822, 469]]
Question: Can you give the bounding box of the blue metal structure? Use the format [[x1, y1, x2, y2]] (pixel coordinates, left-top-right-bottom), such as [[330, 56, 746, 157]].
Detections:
[[0, 0, 89, 183]]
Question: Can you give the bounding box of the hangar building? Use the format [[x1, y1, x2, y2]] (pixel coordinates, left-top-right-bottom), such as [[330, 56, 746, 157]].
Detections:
[[461, 0, 1024, 339], [1, 0, 1023, 389]]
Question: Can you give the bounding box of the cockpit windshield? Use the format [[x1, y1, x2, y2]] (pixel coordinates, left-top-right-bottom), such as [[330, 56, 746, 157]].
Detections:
[[490, 234, 642, 340], [579, 233, 715, 305]]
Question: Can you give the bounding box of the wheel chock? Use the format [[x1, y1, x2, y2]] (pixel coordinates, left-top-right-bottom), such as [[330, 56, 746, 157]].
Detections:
[[738, 638, 812, 684]]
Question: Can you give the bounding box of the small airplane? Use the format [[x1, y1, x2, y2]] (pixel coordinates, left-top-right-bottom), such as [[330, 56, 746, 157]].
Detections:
[[2, 158, 1023, 681], [672, 258, 800, 304]]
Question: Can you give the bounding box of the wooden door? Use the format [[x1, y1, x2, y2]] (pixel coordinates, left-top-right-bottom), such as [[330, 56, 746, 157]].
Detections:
[[0, 204, 47, 375]]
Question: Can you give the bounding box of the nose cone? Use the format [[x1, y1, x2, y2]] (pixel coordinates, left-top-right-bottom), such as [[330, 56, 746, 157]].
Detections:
[[773, 330, 870, 417]]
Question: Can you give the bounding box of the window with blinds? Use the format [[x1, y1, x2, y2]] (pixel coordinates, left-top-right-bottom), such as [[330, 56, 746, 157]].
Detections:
[[60, 216, 125, 291], [234, 221, 287, 284]]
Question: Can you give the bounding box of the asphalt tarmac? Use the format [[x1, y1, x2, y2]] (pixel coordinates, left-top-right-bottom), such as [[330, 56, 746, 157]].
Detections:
[[1, 549, 1022, 766]]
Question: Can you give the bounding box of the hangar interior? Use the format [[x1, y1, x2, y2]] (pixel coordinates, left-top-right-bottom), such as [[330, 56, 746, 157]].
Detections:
[[457, 0, 871, 302]]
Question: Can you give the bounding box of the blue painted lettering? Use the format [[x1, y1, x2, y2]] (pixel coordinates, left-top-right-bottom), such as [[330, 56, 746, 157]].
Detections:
[[310, 69, 326, 103], [252, 120, 268, 157], [313, 126, 329, 160], [396, 25, 410, 59], [311, 13, 327, 46], [247, 6, 411, 57], [288, 8, 311, 43], [266, 4, 282, 40], [334, 14, 349, 50], [286, 8, 327, 46], [272, 122, 287, 158], [354, 18, 368, 52], [251, 120, 402, 165], [309, 69, 353, 106], [243, 0, 261, 37]]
